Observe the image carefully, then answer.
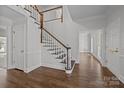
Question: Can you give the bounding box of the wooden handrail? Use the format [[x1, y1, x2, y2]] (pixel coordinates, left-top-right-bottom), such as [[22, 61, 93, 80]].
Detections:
[[42, 28, 71, 49], [34, 5, 40, 13], [40, 5, 63, 23], [40, 6, 62, 14]]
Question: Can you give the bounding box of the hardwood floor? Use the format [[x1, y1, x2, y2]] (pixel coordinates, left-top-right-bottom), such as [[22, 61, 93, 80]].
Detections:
[[0, 52, 124, 88]]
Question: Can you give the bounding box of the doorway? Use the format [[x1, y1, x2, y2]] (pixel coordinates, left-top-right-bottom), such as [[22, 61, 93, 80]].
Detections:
[[0, 28, 7, 70], [12, 24, 25, 71], [91, 36, 93, 53], [79, 32, 91, 53], [0, 6, 26, 72]]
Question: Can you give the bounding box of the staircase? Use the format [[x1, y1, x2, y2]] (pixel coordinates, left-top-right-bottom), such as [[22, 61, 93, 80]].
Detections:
[[17, 5, 75, 74], [41, 28, 75, 73]]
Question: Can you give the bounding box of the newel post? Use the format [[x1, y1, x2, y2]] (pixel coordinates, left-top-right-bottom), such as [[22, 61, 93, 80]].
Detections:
[[40, 14, 43, 43], [66, 47, 72, 74]]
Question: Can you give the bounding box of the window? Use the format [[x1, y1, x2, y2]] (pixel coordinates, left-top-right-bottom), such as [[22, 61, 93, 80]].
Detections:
[[0, 37, 7, 53]]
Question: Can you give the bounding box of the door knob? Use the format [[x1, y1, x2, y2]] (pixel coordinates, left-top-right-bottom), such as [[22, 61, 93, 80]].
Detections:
[[21, 50, 24, 53], [114, 50, 119, 53], [112, 48, 119, 53]]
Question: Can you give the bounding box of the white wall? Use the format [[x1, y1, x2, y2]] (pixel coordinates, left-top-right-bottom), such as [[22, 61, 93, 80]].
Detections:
[[105, 6, 120, 74], [41, 47, 65, 70], [120, 6, 124, 80], [105, 6, 124, 83], [0, 29, 7, 37]]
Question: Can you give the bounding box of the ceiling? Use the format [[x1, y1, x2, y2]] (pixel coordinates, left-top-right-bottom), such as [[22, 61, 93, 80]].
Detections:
[[39, 5, 108, 21], [38, 5, 60, 11], [68, 5, 108, 21], [0, 6, 25, 24], [38, 5, 108, 29], [0, 28, 5, 32]]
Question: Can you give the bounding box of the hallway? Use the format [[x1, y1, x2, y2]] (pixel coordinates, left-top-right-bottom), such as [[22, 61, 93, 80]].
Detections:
[[0, 53, 124, 88]]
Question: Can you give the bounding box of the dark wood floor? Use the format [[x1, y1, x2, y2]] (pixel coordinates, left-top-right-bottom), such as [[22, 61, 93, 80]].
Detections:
[[0, 53, 124, 88]]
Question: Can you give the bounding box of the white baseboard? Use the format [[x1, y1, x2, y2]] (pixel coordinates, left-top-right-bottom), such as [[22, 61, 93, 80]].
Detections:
[[107, 65, 124, 84], [80, 51, 91, 53], [7, 65, 15, 69], [79, 51, 106, 67], [91, 53, 106, 67], [24, 64, 41, 73], [41, 63, 65, 71], [118, 75, 124, 84], [65, 62, 76, 74], [89, 52, 124, 84]]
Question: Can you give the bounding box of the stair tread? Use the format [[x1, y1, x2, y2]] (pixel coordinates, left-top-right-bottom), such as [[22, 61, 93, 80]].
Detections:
[[60, 61, 66, 64], [42, 39, 52, 41], [43, 45, 57, 47], [42, 42, 54, 44], [47, 48, 61, 51], [51, 51, 64, 55], [56, 55, 66, 59]]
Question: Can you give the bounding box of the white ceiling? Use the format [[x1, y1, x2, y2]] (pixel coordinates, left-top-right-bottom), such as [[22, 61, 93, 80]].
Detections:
[[0, 6, 25, 24], [39, 5, 108, 29], [0, 28, 5, 32], [68, 5, 108, 21], [67, 5, 109, 30], [39, 5, 108, 21], [38, 5, 60, 11]]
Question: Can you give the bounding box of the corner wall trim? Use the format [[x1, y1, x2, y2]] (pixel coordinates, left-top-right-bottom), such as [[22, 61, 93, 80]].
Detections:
[[24, 64, 41, 73], [65, 62, 76, 74], [90, 53, 106, 67], [107, 65, 124, 84]]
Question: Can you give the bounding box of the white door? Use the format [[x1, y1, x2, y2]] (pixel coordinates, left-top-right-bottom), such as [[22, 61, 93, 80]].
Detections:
[[106, 18, 120, 73], [91, 37, 93, 53], [12, 25, 24, 70]]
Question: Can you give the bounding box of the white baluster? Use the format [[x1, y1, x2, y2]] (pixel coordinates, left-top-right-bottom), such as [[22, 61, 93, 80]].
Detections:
[[68, 48, 71, 69]]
